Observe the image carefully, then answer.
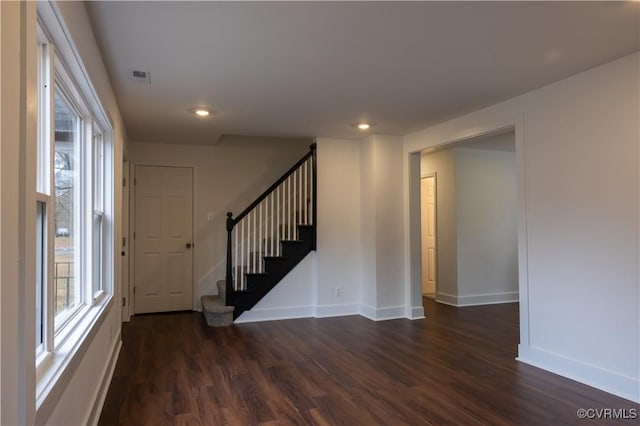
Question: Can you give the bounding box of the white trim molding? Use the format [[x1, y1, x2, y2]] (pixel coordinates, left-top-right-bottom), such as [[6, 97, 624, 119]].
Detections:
[[83, 332, 122, 426], [234, 306, 315, 323], [233, 304, 414, 323], [314, 304, 360, 318], [517, 345, 640, 404], [436, 291, 519, 307], [407, 306, 426, 320], [360, 304, 406, 321]]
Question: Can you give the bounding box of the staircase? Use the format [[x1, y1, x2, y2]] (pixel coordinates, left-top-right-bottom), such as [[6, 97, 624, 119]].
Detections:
[[201, 144, 317, 325]]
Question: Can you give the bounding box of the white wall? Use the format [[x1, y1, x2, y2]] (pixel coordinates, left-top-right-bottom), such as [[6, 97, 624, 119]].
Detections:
[[315, 138, 362, 316], [36, 2, 128, 425], [421, 143, 518, 306], [371, 135, 405, 316], [405, 52, 639, 402], [0, 1, 127, 424], [0, 3, 37, 424], [235, 253, 316, 323], [359, 136, 377, 310], [213, 137, 365, 323], [128, 137, 310, 307], [456, 147, 518, 304], [359, 135, 406, 319], [43, 309, 121, 426], [238, 135, 405, 322]]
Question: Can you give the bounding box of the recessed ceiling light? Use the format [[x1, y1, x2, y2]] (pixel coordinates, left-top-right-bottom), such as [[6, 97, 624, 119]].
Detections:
[[357, 123, 371, 130], [194, 108, 210, 117]]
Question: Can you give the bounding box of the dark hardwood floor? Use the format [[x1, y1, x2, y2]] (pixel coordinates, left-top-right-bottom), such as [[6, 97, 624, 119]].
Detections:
[[99, 298, 638, 425]]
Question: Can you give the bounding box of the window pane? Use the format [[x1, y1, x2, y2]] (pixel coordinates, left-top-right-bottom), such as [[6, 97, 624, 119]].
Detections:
[[36, 201, 45, 350], [54, 92, 80, 322]]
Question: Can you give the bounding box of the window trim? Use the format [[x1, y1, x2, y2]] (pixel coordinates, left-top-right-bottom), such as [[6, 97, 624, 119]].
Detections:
[[35, 2, 116, 416], [92, 130, 106, 302]]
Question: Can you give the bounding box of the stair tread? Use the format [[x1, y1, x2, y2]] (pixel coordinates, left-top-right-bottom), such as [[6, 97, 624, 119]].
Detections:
[[281, 239, 304, 243], [245, 272, 271, 276], [201, 294, 224, 303], [201, 295, 234, 313], [264, 256, 289, 260]]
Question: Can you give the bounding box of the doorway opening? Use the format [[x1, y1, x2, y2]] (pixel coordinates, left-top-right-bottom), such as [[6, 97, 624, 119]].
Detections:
[[418, 129, 518, 309], [420, 174, 437, 299]]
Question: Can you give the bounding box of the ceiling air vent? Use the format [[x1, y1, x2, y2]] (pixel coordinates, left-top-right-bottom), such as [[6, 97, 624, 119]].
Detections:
[[130, 69, 151, 84]]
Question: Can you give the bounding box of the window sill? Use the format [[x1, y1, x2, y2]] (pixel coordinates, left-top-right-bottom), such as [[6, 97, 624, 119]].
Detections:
[[35, 295, 113, 414]]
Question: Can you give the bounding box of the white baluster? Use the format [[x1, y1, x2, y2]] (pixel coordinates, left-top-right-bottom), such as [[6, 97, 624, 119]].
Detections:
[[261, 200, 265, 270], [259, 201, 263, 272], [309, 159, 312, 223], [304, 160, 308, 224], [283, 178, 287, 240], [288, 176, 291, 240], [285, 178, 288, 240], [240, 218, 244, 290], [279, 185, 283, 252], [298, 166, 302, 225], [309, 162, 313, 226], [276, 187, 280, 255], [252, 210, 256, 273], [234, 219, 238, 290], [246, 216, 249, 280], [239, 219, 244, 290]]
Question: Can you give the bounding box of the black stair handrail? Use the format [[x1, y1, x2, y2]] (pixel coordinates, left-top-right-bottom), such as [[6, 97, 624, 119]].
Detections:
[[225, 143, 317, 305], [230, 143, 316, 226]]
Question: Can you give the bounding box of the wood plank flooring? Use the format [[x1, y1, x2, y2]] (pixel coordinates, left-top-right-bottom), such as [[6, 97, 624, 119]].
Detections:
[[98, 299, 639, 425]]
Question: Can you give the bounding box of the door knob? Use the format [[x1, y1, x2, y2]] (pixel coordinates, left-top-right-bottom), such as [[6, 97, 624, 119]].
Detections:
[[186, 243, 192, 249]]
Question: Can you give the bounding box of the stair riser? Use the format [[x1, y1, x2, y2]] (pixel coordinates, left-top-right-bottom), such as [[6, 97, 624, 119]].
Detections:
[[263, 258, 291, 278], [281, 241, 311, 261]]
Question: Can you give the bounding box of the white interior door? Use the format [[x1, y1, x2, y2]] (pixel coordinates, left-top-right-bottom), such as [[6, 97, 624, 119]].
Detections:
[[421, 176, 437, 295], [134, 166, 193, 313]]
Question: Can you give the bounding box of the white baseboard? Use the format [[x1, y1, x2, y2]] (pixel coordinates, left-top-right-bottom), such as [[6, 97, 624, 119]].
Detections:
[[84, 331, 122, 426], [407, 306, 425, 320], [314, 303, 360, 318], [437, 291, 519, 307], [517, 345, 640, 403], [234, 305, 315, 323], [235, 303, 408, 323], [360, 304, 406, 321], [359, 304, 377, 320]]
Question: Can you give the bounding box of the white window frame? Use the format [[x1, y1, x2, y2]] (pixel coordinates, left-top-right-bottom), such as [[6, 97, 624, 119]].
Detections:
[[92, 129, 106, 302], [35, 38, 53, 360], [34, 6, 115, 410], [51, 76, 86, 334]]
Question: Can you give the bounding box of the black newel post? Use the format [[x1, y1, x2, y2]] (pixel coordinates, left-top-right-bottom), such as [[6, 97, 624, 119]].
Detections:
[[310, 143, 317, 250], [225, 212, 234, 306]]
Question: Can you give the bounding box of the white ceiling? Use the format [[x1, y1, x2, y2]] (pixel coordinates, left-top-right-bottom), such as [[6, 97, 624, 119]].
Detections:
[[86, 1, 639, 145]]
